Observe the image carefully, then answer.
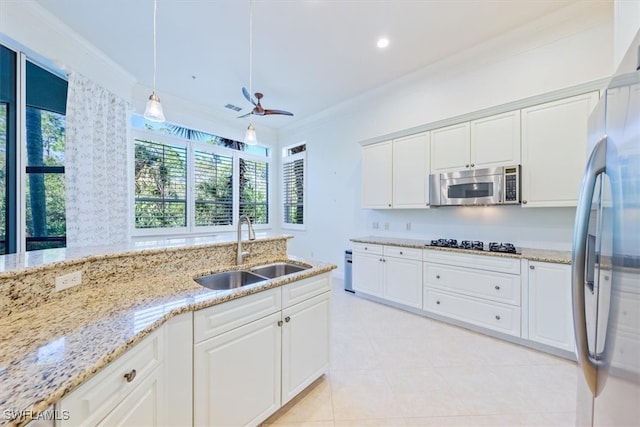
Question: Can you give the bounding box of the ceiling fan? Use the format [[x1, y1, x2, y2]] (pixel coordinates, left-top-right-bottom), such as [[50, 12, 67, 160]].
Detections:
[[238, 87, 294, 118]]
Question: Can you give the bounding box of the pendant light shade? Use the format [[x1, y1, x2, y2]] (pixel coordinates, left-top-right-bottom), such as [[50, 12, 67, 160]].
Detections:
[[144, 0, 165, 123], [244, 123, 257, 145], [144, 92, 165, 122]]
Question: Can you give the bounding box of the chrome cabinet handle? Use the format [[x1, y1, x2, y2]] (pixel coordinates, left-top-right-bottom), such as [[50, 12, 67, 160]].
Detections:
[[494, 285, 500, 290], [284, 316, 291, 323], [572, 136, 607, 396], [523, 200, 528, 204], [465, 164, 470, 168], [471, 163, 475, 167], [530, 265, 535, 270], [124, 369, 137, 383], [495, 315, 501, 320], [277, 320, 283, 327]]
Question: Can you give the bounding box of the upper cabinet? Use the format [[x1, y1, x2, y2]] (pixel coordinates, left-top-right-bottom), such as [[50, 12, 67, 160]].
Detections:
[[431, 110, 521, 174], [362, 141, 393, 208], [521, 91, 599, 207], [362, 133, 430, 209]]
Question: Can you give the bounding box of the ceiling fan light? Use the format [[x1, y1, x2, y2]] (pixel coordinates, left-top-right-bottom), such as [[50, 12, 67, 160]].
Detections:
[[244, 123, 257, 145], [144, 92, 166, 122]]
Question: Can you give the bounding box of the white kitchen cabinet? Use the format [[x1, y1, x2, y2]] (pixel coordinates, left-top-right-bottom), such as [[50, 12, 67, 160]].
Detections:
[[392, 132, 430, 208], [281, 292, 331, 404], [431, 122, 470, 173], [194, 312, 282, 427], [362, 141, 393, 208], [521, 91, 599, 207], [362, 133, 430, 209], [353, 244, 422, 308], [423, 250, 522, 337], [470, 110, 521, 169], [57, 318, 171, 427], [430, 110, 520, 174], [352, 243, 384, 297], [193, 274, 332, 426], [527, 261, 575, 352]]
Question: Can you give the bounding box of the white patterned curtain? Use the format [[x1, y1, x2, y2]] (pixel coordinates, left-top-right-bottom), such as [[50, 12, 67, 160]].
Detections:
[[65, 72, 132, 247]]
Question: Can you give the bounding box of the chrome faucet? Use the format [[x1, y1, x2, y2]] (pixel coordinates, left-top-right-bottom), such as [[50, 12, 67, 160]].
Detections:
[[237, 215, 256, 265]]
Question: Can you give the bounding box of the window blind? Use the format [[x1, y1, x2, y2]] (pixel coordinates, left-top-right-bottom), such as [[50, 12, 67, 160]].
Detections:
[[194, 150, 233, 226], [134, 139, 187, 228], [239, 158, 269, 224], [283, 157, 304, 225]]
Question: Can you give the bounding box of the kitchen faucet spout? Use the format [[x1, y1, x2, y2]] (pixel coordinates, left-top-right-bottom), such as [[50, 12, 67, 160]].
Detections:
[[237, 215, 256, 265]]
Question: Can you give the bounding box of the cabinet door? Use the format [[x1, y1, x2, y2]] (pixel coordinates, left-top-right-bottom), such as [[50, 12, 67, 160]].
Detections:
[[521, 91, 599, 207], [281, 292, 331, 405], [528, 261, 575, 352], [392, 133, 430, 208], [353, 252, 383, 297], [430, 122, 470, 173], [362, 141, 392, 208], [470, 110, 521, 169], [96, 365, 165, 427], [383, 257, 423, 308], [194, 312, 282, 427]]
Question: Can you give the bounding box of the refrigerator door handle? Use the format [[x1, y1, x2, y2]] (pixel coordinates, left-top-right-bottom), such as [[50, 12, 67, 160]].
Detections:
[[572, 136, 607, 396]]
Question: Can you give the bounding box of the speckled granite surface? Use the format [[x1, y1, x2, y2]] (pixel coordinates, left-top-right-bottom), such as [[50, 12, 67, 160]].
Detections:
[[351, 236, 572, 264], [0, 236, 336, 427]]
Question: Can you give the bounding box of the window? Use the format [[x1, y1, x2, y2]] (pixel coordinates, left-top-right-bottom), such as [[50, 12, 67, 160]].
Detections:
[[132, 118, 271, 234], [282, 143, 306, 228], [0, 43, 67, 254]]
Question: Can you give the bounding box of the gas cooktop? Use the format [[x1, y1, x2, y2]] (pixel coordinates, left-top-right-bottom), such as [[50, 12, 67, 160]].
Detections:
[[428, 238, 520, 254]]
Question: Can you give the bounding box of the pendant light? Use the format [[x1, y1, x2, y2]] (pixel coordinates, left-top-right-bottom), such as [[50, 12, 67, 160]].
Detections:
[[244, 0, 257, 145], [143, 0, 166, 122]]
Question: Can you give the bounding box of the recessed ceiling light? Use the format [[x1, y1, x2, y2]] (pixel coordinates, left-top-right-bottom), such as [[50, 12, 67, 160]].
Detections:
[[377, 37, 389, 49]]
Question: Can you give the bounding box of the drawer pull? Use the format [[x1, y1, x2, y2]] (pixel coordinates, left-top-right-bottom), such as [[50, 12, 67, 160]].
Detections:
[[495, 315, 501, 321], [400, 251, 403, 255], [494, 285, 501, 290], [123, 369, 137, 383], [284, 316, 291, 323], [529, 265, 535, 270], [364, 247, 368, 250], [436, 275, 440, 279], [436, 300, 441, 305], [277, 320, 283, 327]]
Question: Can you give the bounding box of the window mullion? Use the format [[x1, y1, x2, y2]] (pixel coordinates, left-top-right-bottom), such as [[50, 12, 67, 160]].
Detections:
[[16, 52, 26, 253], [187, 142, 194, 232]]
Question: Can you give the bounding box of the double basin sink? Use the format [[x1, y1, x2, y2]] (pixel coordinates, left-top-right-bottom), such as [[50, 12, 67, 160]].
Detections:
[[195, 262, 309, 291]]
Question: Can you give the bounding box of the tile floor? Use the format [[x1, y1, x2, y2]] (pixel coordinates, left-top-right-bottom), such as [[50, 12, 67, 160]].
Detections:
[[263, 278, 578, 426]]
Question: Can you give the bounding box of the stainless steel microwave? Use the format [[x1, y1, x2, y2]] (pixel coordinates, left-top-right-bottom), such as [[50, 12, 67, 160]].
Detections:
[[429, 165, 520, 206]]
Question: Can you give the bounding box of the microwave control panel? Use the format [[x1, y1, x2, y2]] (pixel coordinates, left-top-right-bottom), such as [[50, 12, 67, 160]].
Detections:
[[504, 167, 520, 203]]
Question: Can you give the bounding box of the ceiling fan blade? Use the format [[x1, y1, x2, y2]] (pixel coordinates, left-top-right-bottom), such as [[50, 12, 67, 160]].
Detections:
[[237, 112, 252, 118], [242, 87, 256, 106], [264, 109, 294, 116]]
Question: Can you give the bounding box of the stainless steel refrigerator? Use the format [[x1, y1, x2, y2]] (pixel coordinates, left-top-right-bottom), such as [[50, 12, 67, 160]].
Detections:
[[572, 30, 640, 426]]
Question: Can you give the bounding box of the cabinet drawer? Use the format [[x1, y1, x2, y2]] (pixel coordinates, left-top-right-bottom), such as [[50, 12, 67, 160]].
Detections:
[[194, 288, 282, 343], [282, 273, 331, 308], [352, 242, 383, 255], [423, 250, 521, 275], [383, 245, 422, 261], [424, 263, 520, 306], [424, 288, 521, 337], [58, 327, 164, 426]]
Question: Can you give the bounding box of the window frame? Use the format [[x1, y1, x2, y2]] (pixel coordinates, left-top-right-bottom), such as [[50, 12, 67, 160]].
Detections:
[[131, 128, 272, 237], [281, 143, 306, 231]]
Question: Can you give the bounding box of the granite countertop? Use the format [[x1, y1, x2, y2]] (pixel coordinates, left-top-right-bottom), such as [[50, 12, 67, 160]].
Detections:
[[350, 236, 572, 264], [0, 256, 335, 426]]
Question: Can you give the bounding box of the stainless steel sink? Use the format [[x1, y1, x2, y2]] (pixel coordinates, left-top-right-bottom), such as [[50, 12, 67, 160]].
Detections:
[[249, 263, 309, 279], [195, 270, 267, 290]]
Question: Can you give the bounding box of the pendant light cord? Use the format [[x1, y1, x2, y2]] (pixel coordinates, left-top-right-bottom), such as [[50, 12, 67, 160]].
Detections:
[[249, 0, 253, 123], [153, 0, 158, 93]]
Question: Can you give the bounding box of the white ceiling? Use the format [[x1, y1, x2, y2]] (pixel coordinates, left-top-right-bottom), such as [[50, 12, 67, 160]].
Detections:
[[33, 0, 579, 128]]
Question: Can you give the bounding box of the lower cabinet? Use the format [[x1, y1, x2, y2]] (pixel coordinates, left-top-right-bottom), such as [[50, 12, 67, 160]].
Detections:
[[57, 313, 192, 427], [193, 274, 332, 427], [423, 252, 522, 337], [527, 261, 575, 352], [353, 243, 422, 309]]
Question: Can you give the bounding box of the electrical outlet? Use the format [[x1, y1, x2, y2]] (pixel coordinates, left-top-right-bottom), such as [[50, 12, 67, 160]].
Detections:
[[372, 221, 379, 229], [406, 222, 411, 231], [384, 222, 390, 230], [55, 271, 82, 291]]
